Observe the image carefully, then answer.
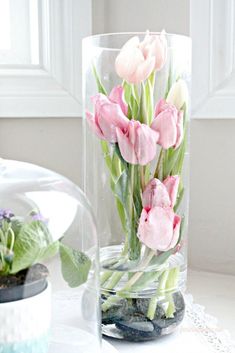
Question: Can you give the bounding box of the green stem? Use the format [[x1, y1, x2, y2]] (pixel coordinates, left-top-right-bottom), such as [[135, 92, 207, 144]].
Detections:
[[140, 166, 145, 191], [8, 227, 15, 252], [121, 250, 155, 292], [154, 148, 164, 180], [147, 269, 169, 320], [147, 266, 180, 320], [100, 240, 129, 286], [104, 271, 125, 291], [128, 165, 140, 261], [101, 250, 156, 312]]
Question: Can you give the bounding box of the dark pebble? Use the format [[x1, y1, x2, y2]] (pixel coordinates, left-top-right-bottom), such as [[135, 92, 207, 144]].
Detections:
[[102, 291, 185, 342]]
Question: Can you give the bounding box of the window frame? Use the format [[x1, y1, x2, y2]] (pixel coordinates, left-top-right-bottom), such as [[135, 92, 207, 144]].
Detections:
[[0, 0, 92, 118], [191, 0, 235, 118]]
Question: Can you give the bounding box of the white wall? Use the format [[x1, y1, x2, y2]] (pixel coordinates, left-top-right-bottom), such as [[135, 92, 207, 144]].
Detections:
[[0, 0, 234, 275]]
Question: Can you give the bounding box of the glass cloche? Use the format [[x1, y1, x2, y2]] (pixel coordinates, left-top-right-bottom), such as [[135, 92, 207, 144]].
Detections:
[[0, 159, 101, 353]]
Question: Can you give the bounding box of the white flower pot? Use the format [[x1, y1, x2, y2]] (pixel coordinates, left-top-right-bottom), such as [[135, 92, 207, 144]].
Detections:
[[0, 282, 51, 353]]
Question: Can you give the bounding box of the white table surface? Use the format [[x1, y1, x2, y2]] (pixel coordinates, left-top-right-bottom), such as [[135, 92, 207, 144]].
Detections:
[[187, 269, 235, 338], [104, 269, 235, 352]]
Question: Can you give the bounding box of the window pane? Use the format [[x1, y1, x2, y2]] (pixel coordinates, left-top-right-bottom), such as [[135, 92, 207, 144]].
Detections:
[[0, 0, 40, 65]]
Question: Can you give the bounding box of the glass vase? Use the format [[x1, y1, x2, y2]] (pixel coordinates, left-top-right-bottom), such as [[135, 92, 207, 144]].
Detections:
[[83, 32, 191, 342]]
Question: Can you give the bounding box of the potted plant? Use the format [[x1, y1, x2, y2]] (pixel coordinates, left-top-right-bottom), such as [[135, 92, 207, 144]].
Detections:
[[0, 207, 91, 353]]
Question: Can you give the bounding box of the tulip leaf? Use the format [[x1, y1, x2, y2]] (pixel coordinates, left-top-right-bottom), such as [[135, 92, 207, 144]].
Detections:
[[145, 79, 154, 125], [92, 64, 107, 95], [130, 271, 162, 291], [174, 186, 184, 212], [149, 248, 176, 268], [113, 169, 129, 206], [138, 82, 148, 124]]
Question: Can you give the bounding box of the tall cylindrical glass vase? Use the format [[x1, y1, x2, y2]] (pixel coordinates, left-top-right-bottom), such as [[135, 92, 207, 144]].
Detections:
[[83, 32, 191, 342]]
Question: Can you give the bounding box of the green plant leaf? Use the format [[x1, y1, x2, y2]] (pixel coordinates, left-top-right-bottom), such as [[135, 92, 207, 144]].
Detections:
[[113, 169, 129, 206], [92, 64, 107, 95], [101, 140, 112, 173], [149, 248, 176, 268], [130, 271, 162, 291], [145, 81, 153, 124], [59, 243, 91, 288], [10, 217, 24, 236], [40, 240, 60, 262], [11, 221, 53, 274]]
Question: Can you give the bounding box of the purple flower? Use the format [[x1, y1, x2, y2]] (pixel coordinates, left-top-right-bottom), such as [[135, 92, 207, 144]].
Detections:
[[31, 212, 48, 224], [0, 209, 14, 222]]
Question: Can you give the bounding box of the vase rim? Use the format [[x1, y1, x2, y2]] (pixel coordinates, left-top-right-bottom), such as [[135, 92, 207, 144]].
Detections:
[[83, 31, 191, 51]]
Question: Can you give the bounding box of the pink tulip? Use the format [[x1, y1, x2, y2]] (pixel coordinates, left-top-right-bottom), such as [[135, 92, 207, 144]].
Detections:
[[116, 120, 159, 165], [151, 99, 183, 150], [139, 31, 167, 71], [142, 176, 179, 209], [138, 207, 181, 252], [115, 31, 167, 84], [163, 175, 180, 207], [86, 86, 129, 142], [138, 176, 181, 251], [142, 178, 171, 209]]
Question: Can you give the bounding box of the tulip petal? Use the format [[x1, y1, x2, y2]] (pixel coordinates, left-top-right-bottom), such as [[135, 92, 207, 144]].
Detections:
[[166, 79, 188, 110], [163, 175, 180, 207], [169, 214, 181, 250], [130, 56, 155, 84], [135, 124, 158, 165], [122, 36, 140, 50], [151, 109, 177, 149], [115, 47, 144, 83], [174, 111, 184, 149], [138, 206, 175, 252], [142, 178, 171, 208], [98, 103, 129, 143], [154, 98, 167, 116], [86, 111, 105, 140], [116, 127, 138, 164], [109, 86, 128, 116], [149, 33, 167, 71]]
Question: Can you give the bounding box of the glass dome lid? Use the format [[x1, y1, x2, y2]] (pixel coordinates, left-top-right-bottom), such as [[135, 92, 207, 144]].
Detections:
[[0, 159, 101, 353]]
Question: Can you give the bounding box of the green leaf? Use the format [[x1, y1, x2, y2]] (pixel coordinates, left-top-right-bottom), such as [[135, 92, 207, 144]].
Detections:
[[113, 169, 129, 206], [92, 65, 107, 95], [59, 243, 91, 288], [145, 79, 154, 125], [11, 221, 53, 274], [163, 147, 181, 178], [101, 140, 112, 173], [138, 83, 148, 124], [149, 248, 176, 268], [123, 81, 132, 106], [115, 197, 127, 232], [174, 186, 184, 212], [10, 217, 24, 236], [130, 271, 162, 291], [40, 241, 60, 262]]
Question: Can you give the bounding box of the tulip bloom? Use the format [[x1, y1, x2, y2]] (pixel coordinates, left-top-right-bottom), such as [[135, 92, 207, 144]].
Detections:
[[166, 79, 188, 110], [138, 176, 181, 252], [116, 120, 159, 165], [142, 176, 180, 209], [86, 86, 129, 143], [138, 207, 181, 252], [151, 99, 183, 149], [115, 31, 167, 84]]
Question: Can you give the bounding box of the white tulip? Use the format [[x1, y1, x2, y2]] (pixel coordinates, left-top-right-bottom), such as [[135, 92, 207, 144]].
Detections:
[[166, 79, 188, 110]]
